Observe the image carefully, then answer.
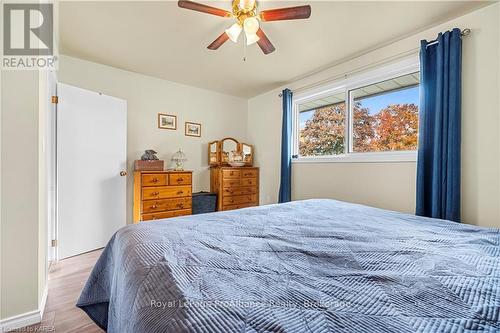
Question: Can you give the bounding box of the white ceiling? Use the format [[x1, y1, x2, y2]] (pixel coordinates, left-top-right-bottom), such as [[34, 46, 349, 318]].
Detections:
[[59, 1, 489, 98]]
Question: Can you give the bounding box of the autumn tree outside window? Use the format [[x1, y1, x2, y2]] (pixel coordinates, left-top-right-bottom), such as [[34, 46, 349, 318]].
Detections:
[[293, 61, 420, 162]]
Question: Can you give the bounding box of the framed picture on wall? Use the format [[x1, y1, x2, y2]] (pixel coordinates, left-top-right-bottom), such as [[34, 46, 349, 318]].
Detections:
[[158, 114, 177, 130], [185, 122, 201, 137]]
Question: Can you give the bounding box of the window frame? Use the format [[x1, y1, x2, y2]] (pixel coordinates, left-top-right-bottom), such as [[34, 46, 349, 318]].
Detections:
[[292, 56, 420, 163]]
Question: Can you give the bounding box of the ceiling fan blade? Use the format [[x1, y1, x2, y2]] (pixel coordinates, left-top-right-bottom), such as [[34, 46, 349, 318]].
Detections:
[[259, 5, 311, 22], [178, 0, 232, 18], [256, 28, 275, 55], [207, 32, 229, 50]]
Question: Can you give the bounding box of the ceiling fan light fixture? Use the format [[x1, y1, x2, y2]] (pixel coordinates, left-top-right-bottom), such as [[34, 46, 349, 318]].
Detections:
[[243, 16, 259, 35], [178, 0, 312, 54], [245, 31, 260, 45], [238, 0, 256, 12], [225, 23, 242, 43]]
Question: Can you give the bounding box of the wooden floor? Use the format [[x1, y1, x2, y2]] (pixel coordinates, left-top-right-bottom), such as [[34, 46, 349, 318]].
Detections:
[[24, 250, 104, 333]]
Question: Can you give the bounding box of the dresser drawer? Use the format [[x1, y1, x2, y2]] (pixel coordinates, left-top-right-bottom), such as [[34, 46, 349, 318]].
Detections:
[[241, 178, 257, 186], [241, 169, 258, 178], [222, 203, 256, 211], [142, 209, 191, 221], [142, 186, 192, 200], [142, 197, 192, 213], [222, 169, 241, 179], [169, 173, 192, 185], [223, 194, 257, 206], [223, 178, 241, 187], [142, 174, 167, 186], [222, 186, 257, 196]]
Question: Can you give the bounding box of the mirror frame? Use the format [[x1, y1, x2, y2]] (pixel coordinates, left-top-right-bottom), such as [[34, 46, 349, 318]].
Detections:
[[208, 140, 220, 166], [207, 138, 254, 166], [220, 137, 239, 164], [240, 143, 254, 166]]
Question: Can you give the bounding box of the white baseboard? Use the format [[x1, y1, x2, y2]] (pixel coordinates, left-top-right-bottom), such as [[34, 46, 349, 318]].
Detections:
[[40, 284, 49, 318], [0, 310, 41, 331], [0, 284, 48, 331]]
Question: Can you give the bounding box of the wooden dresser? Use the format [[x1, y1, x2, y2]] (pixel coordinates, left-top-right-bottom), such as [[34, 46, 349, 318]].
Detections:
[[133, 170, 192, 222], [210, 167, 259, 211]]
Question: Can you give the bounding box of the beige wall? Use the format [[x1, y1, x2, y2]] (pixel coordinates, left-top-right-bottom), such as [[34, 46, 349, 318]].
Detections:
[[58, 55, 248, 224], [0, 71, 41, 319], [248, 3, 500, 228]]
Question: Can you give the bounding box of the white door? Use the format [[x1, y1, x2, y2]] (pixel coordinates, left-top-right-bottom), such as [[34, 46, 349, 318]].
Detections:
[[57, 83, 127, 259]]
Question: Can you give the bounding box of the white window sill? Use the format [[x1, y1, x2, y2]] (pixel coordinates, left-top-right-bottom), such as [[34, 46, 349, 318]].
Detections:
[[292, 151, 417, 164]]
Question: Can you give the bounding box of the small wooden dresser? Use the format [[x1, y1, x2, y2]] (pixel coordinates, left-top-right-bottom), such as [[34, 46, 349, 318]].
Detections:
[[133, 170, 192, 222], [210, 167, 259, 211]]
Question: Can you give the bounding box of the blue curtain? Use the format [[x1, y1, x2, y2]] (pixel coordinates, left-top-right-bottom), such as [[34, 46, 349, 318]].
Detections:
[[278, 89, 293, 203], [416, 28, 462, 222]]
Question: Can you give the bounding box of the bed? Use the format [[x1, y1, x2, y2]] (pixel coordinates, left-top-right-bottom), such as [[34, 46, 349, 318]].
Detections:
[[77, 199, 500, 332]]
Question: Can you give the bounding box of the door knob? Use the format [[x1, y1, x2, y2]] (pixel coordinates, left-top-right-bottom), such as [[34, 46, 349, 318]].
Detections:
[[120, 171, 127, 176]]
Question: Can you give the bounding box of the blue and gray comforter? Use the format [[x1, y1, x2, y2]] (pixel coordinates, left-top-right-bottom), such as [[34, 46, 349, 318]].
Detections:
[[77, 199, 500, 332]]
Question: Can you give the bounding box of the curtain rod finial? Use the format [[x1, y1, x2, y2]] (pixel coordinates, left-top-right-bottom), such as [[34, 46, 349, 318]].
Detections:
[[461, 28, 471, 36]]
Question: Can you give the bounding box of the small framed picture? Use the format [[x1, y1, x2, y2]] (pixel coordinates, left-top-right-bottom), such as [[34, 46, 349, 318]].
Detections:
[[185, 122, 201, 137], [158, 114, 177, 130]]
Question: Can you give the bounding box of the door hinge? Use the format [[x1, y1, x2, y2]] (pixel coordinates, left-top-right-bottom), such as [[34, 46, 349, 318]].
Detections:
[[51, 96, 58, 104], [51, 239, 57, 247]]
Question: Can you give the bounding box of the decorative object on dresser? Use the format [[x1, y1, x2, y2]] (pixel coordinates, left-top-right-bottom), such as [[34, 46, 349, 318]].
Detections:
[[134, 149, 164, 171], [171, 149, 187, 170], [208, 137, 254, 166], [133, 170, 193, 222], [228, 150, 245, 167], [210, 166, 259, 211], [158, 113, 177, 130]]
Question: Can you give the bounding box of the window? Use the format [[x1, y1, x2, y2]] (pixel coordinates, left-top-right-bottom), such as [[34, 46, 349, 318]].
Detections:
[[293, 59, 420, 162], [351, 73, 419, 153], [298, 91, 346, 157]]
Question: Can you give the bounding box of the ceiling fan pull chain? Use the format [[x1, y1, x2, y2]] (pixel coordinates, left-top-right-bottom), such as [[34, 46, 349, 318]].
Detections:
[[243, 34, 247, 62]]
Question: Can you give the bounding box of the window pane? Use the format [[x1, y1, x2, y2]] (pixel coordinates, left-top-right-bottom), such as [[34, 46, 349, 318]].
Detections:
[[352, 72, 420, 152], [298, 92, 346, 157]]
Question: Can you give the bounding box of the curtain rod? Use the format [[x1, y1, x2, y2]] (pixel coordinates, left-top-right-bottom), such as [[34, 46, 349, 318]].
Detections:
[[279, 28, 471, 98], [425, 28, 471, 47]]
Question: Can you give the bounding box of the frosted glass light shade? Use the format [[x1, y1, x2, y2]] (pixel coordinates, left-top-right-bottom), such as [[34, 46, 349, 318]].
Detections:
[[239, 0, 256, 11], [243, 17, 259, 34], [225, 23, 242, 43], [245, 31, 260, 45]]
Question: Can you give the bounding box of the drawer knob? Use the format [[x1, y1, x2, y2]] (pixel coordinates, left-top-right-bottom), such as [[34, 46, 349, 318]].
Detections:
[[151, 205, 158, 209], [152, 191, 159, 195], [152, 178, 159, 183], [177, 190, 183, 194], [177, 178, 184, 182], [177, 203, 184, 208]]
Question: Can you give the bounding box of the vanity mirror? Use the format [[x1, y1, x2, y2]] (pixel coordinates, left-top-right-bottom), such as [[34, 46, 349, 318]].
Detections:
[[208, 138, 254, 167]]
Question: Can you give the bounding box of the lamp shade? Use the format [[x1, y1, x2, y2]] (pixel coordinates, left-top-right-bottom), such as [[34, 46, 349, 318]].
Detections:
[[245, 31, 260, 45], [172, 149, 187, 170], [225, 23, 242, 43], [243, 17, 259, 35], [238, 0, 256, 11], [172, 149, 187, 162]]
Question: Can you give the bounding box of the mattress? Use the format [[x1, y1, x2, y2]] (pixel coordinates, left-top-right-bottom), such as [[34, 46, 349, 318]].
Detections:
[[77, 199, 500, 332]]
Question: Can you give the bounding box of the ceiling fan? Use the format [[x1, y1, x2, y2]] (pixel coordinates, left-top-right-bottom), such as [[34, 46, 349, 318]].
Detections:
[[178, 0, 311, 55]]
